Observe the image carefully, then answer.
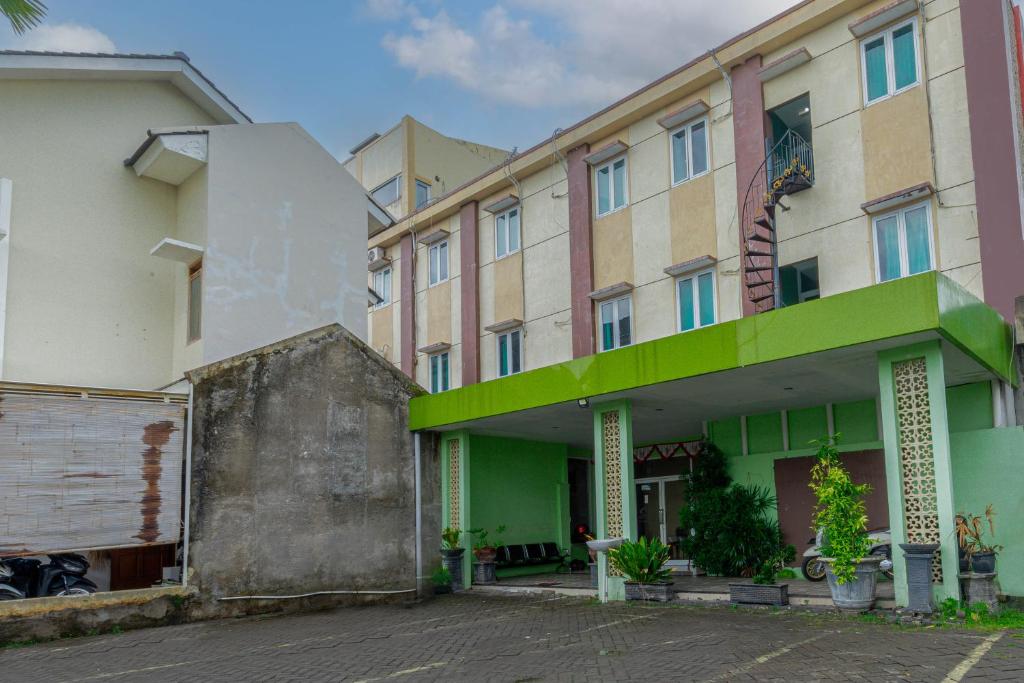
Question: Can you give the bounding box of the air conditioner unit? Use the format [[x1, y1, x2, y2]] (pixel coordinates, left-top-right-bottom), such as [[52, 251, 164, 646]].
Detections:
[[368, 246, 390, 271]]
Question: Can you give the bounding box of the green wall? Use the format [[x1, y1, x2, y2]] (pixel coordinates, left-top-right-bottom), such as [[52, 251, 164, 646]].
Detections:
[[468, 435, 570, 552], [951, 426, 1024, 597]]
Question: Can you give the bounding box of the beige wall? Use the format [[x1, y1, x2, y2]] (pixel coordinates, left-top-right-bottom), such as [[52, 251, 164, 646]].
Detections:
[[0, 79, 216, 389], [370, 0, 986, 386], [171, 165, 208, 380]]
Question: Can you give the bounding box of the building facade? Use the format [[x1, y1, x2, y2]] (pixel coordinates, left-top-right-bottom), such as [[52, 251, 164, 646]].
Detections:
[[0, 51, 383, 391], [369, 0, 1024, 605], [345, 115, 508, 227]]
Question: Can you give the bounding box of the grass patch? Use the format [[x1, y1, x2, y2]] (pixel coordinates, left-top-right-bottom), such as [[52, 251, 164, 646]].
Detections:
[[936, 598, 1024, 631], [2, 639, 40, 650]]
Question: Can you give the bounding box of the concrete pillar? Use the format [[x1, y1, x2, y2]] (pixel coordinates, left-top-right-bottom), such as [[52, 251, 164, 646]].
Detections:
[[459, 202, 480, 386], [442, 430, 472, 589], [567, 144, 596, 358], [400, 233, 416, 378], [730, 55, 766, 318], [592, 400, 635, 601], [878, 341, 960, 606]]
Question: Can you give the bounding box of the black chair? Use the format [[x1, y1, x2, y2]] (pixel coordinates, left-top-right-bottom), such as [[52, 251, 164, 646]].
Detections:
[[524, 543, 547, 564], [493, 546, 511, 567], [507, 544, 528, 565]]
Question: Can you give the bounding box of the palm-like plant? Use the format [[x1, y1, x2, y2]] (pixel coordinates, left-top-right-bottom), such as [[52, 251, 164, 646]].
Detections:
[[2, 0, 46, 35]]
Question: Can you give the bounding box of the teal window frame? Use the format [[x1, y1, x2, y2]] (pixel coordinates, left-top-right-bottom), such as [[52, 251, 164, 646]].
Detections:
[[872, 200, 934, 283], [494, 206, 521, 260], [670, 117, 710, 185], [676, 268, 717, 332], [860, 17, 920, 105], [429, 352, 450, 394], [496, 328, 523, 378], [428, 239, 449, 287], [372, 266, 392, 310], [598, 295, 632, 352], [594, 155, 628, 217]]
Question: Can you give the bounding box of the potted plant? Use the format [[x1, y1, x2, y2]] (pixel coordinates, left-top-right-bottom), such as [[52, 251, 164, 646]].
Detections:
[[440, 527, 465, 591], [729, 544, 796, 606], [431, 567, 453, 595], [809, 435, 882, 612], [468, 525, 506, 585], [956, 505, 1002, 574], [608, 537, 674, 602]]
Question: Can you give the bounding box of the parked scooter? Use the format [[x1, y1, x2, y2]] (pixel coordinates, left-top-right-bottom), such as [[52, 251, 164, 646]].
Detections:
[[0, 553, 97, 599], [801, 528, 893, 581]]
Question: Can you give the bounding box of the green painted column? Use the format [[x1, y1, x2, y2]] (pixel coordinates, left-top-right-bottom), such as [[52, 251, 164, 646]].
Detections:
[[442, 430, 472, 589], [878, 341, 960, 606], [592, 400, 635, 602]]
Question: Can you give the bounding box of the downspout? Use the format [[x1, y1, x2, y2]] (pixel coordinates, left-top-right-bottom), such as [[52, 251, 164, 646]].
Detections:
[[414, 431, 423, 595], [917, 2, 945, 206], [181, 381, 195, 588]]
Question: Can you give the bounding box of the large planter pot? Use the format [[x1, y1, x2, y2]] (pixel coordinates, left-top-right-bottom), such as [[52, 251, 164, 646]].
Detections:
[[824, 555, 883, 612], [441, 548, 465, 591], [473, 561, 497, 585], [729, 582, 789, 606], [970, 551, 996, 574], [900, 543, 939, 614], [474, 547, 497, 563], [624, 581, 674, 602]]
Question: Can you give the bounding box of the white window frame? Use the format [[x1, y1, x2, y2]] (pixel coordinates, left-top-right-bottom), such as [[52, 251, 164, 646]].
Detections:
[[594, 155, 629, 218], [370, 174, 402, 207], [669, 117, 710, 186], [372, 267, 392, 310], [599, 294, 633, 352], [872, 200, 935, 283], [415, 178, 431, 208], [860, 17, 920, 107], [675, 268, 717, 333], [496, 328, 524, 378], [494, 205, 521, 260], [428, 240, 449, 287], [429, 351, 450, 394]]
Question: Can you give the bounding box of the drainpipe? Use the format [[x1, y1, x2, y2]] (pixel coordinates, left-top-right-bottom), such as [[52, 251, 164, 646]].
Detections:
[[181, 381, 195, 588], [414, 431, 423, 595]]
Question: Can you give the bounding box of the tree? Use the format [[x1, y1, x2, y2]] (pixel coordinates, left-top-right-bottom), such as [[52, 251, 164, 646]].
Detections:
[[2, 0, 46, 35]]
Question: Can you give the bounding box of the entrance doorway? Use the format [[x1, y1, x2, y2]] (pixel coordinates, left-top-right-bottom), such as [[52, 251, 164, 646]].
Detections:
[[635, 476, 688, 568]]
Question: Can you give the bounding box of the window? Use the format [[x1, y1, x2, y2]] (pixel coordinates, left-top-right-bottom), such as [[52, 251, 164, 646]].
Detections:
[[428, 240, 449, 286], [371, 175, 401, 207], [429, 352, 450, 393], [677, 269, 716, 332], [497, 328, 523, 377], [415, 179, 431, 209], [599, 295, 632, 351], [780, 258, 820, 306], [873, 202, 934, 282], [494, 206, 521, 259], [595, 156, 628, 217], [372, 267, 392, 309], [187, 260, 202, 343], [861, 18, 919, 105], [670, 118, 709, 185]]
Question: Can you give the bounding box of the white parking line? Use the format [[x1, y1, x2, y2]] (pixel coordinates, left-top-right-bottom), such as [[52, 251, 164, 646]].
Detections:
[[941, 632, 1003, 682], [707, 632, 830, 682], [353, 661, 446, 682]]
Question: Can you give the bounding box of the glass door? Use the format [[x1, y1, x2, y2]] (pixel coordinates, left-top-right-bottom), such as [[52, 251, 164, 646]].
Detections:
[[635, 481, 662, 543], [635, 476, 688, 568], [663, 478, 688, 568]]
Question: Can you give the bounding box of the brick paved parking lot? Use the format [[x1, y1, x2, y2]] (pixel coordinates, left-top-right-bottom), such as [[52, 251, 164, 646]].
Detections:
[[2, 593, 1023, 682]]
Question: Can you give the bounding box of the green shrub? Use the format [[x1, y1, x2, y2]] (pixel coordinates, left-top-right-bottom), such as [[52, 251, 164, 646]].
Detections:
[[679, 441, 790, 577], [431, 567, 452, 586], [809, 435, 872, 584], [608, 537, 672, 584], [441, 527, 463, 550]]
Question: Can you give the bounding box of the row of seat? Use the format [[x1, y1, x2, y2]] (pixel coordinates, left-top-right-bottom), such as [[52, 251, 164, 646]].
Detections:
[[493, 542, 567, 567]]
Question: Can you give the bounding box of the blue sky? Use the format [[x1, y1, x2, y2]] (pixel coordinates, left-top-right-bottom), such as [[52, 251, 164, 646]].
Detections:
[[3, 0, 985, 161]]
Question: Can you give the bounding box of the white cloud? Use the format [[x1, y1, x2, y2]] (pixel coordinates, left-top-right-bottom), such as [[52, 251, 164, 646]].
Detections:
[[374, 0, 798, 109], [3, 23, 116, 53]]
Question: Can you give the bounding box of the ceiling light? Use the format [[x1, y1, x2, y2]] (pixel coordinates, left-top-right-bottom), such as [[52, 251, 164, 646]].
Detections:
[[577, 398, 590, 408], [798, 107, 810, 116]]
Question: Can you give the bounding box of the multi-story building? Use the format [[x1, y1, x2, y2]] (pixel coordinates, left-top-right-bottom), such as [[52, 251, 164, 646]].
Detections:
[[0, 50, 387, 391], [345, 115, 508, 226], [369, 0, 1024, 605]]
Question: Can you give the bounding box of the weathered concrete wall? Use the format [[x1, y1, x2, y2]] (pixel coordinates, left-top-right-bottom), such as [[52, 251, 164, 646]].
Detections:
[[186, 323, 436, 612]]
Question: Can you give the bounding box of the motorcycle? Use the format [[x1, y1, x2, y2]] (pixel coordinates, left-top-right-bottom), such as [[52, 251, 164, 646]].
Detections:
[[0, 553, 97, 599], [801, 528, 893, 581]]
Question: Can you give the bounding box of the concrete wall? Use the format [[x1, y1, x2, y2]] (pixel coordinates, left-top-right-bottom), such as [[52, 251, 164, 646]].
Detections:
[[186, 324, 437, 606], [0, 79, 216, 389], [202, 123, 369, 364]]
